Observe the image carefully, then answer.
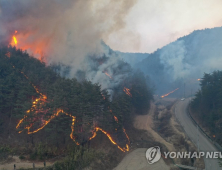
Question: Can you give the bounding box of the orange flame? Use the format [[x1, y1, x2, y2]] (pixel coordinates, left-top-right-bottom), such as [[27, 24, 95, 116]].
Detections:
[[10, 30, 18, 46], [17, 108, 80, 145], [123, 87, 132, 97], [13, 36, 17, 45], [10, 36, 18, 46], [88, 127, 129, 152], [161, 88, 179, 98], [197, 79, 201, 81], [114, 116, 118, 122], [14, 66, 130, 152], [9, 30, 45, 63], [7, 31, 130, 151], [123, 128, 130, 143], [104, 72, 112, 79]]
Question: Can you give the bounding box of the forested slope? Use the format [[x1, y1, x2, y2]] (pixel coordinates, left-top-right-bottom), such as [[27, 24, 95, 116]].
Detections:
[[0, 46, 153, 169], [136, 27, 222, 95], [191, 71, 222, 145]]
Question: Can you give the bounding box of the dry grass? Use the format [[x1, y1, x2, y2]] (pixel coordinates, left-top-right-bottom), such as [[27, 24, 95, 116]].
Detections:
[[153, 99, 205, 169]]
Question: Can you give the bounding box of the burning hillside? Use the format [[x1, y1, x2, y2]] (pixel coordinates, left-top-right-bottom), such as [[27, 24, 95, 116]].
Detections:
[[6, 29, 132, 99], [2, 47, 130, 152], [0, 26, 143, 152], [0, 46, 153, 154], [0, 0, 138, 92], [1, 28, 150, 152], [0, 1, 153, 159]]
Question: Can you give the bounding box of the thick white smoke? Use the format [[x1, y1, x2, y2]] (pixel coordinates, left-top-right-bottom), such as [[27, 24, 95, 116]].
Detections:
[[160, 40, 191, 80], [135, 27, 222, 95], [159, 27, 222, 81], [0, 0, 137, 91]]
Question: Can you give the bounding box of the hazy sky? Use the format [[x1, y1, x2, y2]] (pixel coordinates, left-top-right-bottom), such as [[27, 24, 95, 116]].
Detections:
[[105, 0, 222, 53]]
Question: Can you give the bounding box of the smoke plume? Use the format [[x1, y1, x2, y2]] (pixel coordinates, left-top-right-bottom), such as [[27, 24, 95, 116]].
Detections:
[[0, 0, 137, 91], [136, 27, 222, 95]]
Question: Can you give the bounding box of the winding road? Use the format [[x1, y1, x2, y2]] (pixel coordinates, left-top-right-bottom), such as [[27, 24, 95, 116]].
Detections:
[[175, 99, 222, 170]]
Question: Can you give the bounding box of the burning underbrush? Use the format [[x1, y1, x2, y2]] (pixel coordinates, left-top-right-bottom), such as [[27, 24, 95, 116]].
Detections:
[[161, 88, 179, 98], [0, 17, 153, 169], [0, 45, 153, 169], [0, 1, 153, 168]]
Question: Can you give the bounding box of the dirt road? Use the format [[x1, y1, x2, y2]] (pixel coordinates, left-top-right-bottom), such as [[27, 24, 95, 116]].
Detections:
[[114, 103, 171, 170], [113, 148, 170, 170], [134, 103, 175, 152]]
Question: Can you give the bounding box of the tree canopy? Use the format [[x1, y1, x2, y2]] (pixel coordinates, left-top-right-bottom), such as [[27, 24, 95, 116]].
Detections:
[[191, 71, 222, 145], [0, 46, 153, 150]]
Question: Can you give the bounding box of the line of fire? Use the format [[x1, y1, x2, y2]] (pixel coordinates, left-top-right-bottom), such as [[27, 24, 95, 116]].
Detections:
[[6, 32, 133, 152], [161, 88, 179, 98]]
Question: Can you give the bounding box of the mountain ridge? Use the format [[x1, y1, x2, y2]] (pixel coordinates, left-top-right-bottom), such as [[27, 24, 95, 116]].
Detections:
[[133, 26, 222, 94]]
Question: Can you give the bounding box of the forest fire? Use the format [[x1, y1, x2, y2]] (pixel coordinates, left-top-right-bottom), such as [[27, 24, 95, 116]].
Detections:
[[114, 116, 118, 122], [7, 30, 130, 152], [104, 72, 112, 79], [197, 79, 201, 81], [161, 88, 179, 98], [12, 36, 17, 45], [13, 65, 130, 152], [89, 127, 129, 152], [15, 84, 130, 151], [10, 31, 18, 46], [102, 72, 132, 98], [100, 94, 130, 151], [14, 73, 130, 151], [123, 87, 132, 97], [9, 31, 45, 62]]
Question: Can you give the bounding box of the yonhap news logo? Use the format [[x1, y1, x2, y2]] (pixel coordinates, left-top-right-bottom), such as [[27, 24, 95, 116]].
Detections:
[[146, 146, 161, 164], [146, 146, 222, 164]]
